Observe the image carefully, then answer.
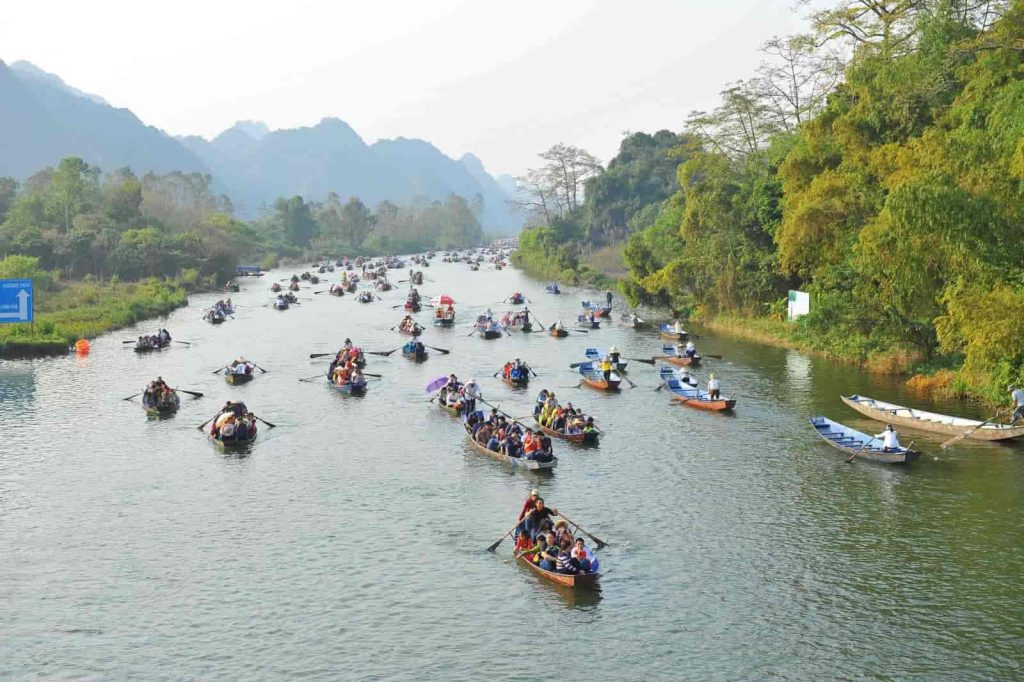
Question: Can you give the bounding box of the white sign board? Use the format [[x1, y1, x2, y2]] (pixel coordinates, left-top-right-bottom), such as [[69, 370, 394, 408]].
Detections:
[[788, 290, 809, 321]]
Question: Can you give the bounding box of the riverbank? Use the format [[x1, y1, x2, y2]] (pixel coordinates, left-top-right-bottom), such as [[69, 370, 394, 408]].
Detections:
[[695, 314, 990, 403], [510, 248, 619, 290], [0, 279, 188, 359]]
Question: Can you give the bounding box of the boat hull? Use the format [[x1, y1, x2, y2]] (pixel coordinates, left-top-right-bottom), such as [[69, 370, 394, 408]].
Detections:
[[840, 395, 1024, 441], [516, 555, 599, 588], [503, 376, 529, 389], [403, 349, 429, 362], [662, 355, 701, 367], [810, 415, 919, 464], [550, 329, 568, 338], [463, 427, 557, 471], [582, 377, 620, 391], [535, 419, 598, 445], [225, 373, 253, 385], [327, 378, 368, 395], [672, 395, 734, 411], [659, 331, 688, 341]]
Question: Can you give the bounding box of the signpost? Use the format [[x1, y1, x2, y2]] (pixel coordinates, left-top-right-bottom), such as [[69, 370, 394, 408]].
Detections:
[[0, 279, 34, 325], [787, 289, 809, 321]]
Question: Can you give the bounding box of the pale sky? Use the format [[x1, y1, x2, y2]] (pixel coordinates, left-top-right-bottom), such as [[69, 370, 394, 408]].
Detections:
[[1, 0, 811, 178]]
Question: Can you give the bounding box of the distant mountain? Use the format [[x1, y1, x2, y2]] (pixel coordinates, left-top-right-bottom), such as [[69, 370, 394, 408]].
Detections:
[[0, 59, 519, 232], [185, 120, 519, 231], [0, 59, 208, 179]]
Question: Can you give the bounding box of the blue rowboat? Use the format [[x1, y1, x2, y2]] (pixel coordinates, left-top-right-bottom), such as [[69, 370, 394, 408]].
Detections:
[[585, 348, 627, 373], [809, 415, 919, 464], [326, 376, 368, 395], [577, 361, 620, 391], [659, 366, 734, 411]]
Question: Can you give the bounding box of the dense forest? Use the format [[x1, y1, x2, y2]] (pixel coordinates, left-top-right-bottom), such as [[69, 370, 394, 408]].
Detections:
[[0, 160, 485, 284], [516, 0, 1022, 400]]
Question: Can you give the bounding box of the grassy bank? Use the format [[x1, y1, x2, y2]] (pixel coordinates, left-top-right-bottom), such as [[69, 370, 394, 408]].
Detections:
[[511, 245, 621, 291], [0, 279, 188, 358]]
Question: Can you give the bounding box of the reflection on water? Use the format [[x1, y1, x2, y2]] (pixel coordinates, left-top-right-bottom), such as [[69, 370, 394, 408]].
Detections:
[[0, 259, 1021, 680]]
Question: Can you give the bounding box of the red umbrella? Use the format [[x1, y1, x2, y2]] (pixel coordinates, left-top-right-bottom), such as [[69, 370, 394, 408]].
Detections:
[[433, 294, 455, 305]]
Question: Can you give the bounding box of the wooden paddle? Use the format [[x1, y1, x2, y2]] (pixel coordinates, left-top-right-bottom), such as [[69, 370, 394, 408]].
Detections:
[[122, 392, 141, 401], [196, 414, 218, 430], [560, 513, 608, 549], [424, 345, 450, 355], [254, 364, 269, 374], [210, 367, 226, 374], [298, 374, 324, 382], [173, 340, 191, 346], [254, 415, 277, 428], [626, 357, 657, 365], [620, 374, 637, 389], [845, 437, 872, 463], [940, 413, 1003, 449], [487, 522, 520, 552], [367, 349, 399, 357], [362, 372, 383, 378], [177, 389, 204, 398], [309, 352, 335, 358]]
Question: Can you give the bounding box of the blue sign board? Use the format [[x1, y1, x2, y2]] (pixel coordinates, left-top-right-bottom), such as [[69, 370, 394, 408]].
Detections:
[[0, 279, 33, 324]]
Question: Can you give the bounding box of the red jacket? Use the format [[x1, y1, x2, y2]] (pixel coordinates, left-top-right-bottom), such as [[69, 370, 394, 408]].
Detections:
[[518, 496, 538, 521]]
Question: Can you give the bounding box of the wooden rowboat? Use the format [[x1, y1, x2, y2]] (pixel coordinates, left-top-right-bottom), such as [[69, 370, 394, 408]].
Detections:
[[658, 323, 688, 341], [516, 554, 599, 588], [660, 354, 701, 367], [478, 329, 503, 340], [577, 362, 621, 391], [585, 348, 627, 373], [402, 346, 429, 362], [534, 419, 598, 445], [810, 416, 919, 464], [550, 328, 569, 338], [841, 395, 1024, 441], [326, 376, 368, 395], [502, 374, 529, 389], [462, 411, 557, 471], [142, 390, 180, 416], [433, 317, 455, 327], [660, 367, 734, 411], [225, 372, 254, 385], [398, 325, 424, 337], [211, 433, 258, 450]]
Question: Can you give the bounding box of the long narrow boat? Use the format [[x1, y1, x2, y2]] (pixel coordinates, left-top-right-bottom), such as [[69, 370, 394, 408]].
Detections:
[[273, 300, 289, 310], [142, 390, 180, 417], [225, 371, 254, 385], [475, 328, 503, 340], [462, 411, 557, 471], [581, 301, 612, 318], [326, 376, 368, 395], [437, 396, 463, 415], [577, 362, 621, 391], [810, 415, 919, 464], [134, 338, 172, 353], [402, 344, 429, 362], [398, 325, 424, 337], [516, 554, 599, 588], [576, 316, 601, 329], [660, 367, 734, 411], [840, 394, 1024, 441], [585, 348, 627, 373], [502, 373, 529, 389], [658, 323, 688, 342], [532, 392, 599, 445], [658, 345, 701, 367], [211, 433, 258, 450]]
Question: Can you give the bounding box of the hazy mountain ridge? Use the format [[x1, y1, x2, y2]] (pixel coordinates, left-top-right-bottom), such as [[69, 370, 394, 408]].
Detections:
[[1, 60, 518, 231]]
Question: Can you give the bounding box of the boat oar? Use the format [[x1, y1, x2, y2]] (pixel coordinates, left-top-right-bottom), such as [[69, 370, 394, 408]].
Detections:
[[309, 352, 335, 359], [466, 328, 480, 337], [196, 414, 218, 431], [177, 389, 204, 398], [845, 437, 872, 464], [122, 392, 141, 401], [363, 372, 383, 378], [254, 364, 269, 374], [173, 340, 191, 346], [704, 354, 724, 360], [487, 522, 521, 552], [424, 345, 450, 355], [122, 339, 136, 344], [620, 374, 637, 389], [626, 357, 657, 365], [940, 413, 1003, 449], [210, 367, 225, 374], [559, 513, 607, 549], [298, 374, 325, 382], [367, 349, 399, 357], [254, 415, 277, 428]]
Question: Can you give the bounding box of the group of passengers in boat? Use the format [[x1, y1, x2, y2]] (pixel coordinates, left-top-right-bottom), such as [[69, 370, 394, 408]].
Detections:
[[500, 308, 531, 329], [227, 357, 254, 375], [403, 338, 426, 357], [210, 401, 257, 442], [327, 340, 366, 387], [434, 304, 456, 321], [135, 329, 172, 350], [467, 410, 555, 462], [534, 390, 597, 436], [501, 358, 532, 382], [142, 376, 177, 409], [474, 314, 504, 335], [437, 374, 480, 413], [398, 315, 423, 335], [514, 491, 599, 574]]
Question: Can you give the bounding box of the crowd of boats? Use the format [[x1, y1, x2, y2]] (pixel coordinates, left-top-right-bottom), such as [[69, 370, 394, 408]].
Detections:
[[115, 239, 1024, 590]]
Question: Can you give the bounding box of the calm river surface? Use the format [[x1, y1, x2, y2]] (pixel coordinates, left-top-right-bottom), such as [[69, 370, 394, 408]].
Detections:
[[1, 260, 1022, 681]]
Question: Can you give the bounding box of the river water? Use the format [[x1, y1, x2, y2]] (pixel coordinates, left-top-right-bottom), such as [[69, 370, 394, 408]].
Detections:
[[1, 260, 1021, 681]]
